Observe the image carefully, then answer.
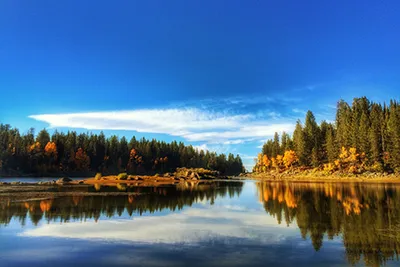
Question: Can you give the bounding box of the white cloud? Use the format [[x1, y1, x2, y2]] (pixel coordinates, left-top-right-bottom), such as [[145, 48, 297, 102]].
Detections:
[[29, 108, 295, 143], [193, 144, 210, 152]]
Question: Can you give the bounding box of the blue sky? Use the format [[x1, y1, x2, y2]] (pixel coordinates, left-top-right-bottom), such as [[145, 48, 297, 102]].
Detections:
[[1, 0, 400, 170]]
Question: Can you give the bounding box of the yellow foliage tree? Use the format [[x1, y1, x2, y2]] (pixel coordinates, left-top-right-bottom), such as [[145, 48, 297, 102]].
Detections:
[[348, 147, 359, 163], [257, 153, 263, 165], [283, 150, 298, 168], [339, 147, 348, 161], [276, 155, 284, 168], [337, 147, 361, 173], [262, 155, 270, 168], [271, 157, 278, 170], [28, 142, 41, 153]]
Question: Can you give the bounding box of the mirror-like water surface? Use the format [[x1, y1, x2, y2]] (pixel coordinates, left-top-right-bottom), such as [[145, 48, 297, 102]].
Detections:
[[1, 180, 399, 267]]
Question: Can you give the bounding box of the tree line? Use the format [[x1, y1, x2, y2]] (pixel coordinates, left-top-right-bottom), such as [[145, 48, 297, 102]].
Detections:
[[0, 124, 245, 176], [254, 97, 400, 174]]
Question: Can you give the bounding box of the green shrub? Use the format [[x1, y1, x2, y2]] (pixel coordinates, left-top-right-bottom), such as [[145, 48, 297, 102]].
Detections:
[[117, 173, 128, 180], [95, 173, 102, 180]]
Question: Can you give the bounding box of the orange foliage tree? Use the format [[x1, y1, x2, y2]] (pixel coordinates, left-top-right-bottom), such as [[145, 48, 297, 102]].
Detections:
[[127, 148, 143, 173], [44, 142, 57, 159], [28, 142, 41, 154]]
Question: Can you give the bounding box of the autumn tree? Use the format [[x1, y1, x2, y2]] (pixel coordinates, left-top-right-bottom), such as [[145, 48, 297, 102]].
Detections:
[[283, 150, 298, 169]]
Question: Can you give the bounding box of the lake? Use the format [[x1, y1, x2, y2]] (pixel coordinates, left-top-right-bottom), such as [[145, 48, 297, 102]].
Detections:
[[0, 179, 399, 267]]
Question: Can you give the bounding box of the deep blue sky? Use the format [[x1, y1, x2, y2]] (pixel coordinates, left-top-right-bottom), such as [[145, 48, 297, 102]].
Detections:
[[1, 0, 400, 169]]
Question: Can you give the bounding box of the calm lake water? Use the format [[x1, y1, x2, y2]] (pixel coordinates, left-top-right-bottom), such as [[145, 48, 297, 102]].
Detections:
[[0, 179, 399, 267]]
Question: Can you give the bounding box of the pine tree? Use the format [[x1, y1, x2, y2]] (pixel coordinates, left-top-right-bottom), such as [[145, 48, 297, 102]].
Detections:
[[272, 132, 280, 157], [304, 111, 321, 166], [293, 120, 307, 166], [336, 100, 352, 149], [369, 104, 383, 164], [325, 126, 336, 163]]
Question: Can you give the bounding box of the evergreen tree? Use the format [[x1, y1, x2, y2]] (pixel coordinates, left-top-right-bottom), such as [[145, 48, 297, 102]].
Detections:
[[369, 104, 383, 164], [325, 124, 337, 163], [304, 111, 321, 167], [272, 132, 281, 157], [336, 100, 352, 149], [293, 120, 307, 166]]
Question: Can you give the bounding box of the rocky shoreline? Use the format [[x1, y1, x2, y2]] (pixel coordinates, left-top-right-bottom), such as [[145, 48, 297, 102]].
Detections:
[[241, 171, 400, 183], [0, 168, 233, 187]]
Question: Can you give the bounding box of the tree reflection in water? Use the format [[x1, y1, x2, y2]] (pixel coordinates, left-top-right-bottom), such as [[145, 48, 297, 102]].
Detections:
[[256, 181, 400, 267], [0, 181, 243, 226]]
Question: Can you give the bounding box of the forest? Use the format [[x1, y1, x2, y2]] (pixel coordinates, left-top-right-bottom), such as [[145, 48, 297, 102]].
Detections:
[[0, 125, 245, 176], [254, 97, 400, 174]]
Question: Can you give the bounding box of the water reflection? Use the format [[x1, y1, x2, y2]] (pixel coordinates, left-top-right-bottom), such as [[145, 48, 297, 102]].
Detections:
[[2, 180, 400, 266], [256, 181, 400, 267], [0, 181, 244, 226]]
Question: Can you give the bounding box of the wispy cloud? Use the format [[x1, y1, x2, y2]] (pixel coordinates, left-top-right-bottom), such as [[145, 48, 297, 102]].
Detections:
[[29, 108, 295, 144], [292, 108, 306, 115]]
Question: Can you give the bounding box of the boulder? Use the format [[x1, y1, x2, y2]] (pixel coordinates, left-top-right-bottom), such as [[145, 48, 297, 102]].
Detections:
[[56, 177, 73, 184]]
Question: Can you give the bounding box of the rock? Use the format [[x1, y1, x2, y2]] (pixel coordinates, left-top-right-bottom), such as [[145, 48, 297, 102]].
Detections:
[[10, 181, 21, 185], [56, 177, 73, 184], [78, 180, 84, 184]]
